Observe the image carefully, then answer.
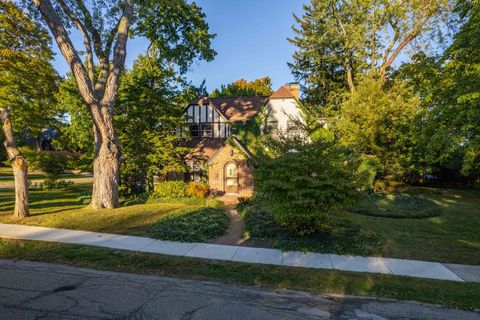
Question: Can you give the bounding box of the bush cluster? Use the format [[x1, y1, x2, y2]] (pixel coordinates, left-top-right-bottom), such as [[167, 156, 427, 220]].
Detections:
[[238, 204, 383, 256], [30, 179, 74, 191], [254, 138, 359, 236], [148, 181, 211, 203], [186, 182, 209, 198], [153, 181, 188, 199], [373, 179, 408, 193]]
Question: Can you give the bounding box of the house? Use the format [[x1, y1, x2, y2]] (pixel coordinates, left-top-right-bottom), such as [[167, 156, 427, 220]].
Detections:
[[183, 83, 305, 196]]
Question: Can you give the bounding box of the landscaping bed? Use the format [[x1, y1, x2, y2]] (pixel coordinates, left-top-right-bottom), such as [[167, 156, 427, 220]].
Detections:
[[238, 204, 383, 256], [148, 207, 229, 242], [351, 193, 441, 218]]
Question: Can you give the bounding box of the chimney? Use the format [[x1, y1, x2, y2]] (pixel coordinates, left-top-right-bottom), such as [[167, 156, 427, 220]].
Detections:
[[285, 82, 299, 99]]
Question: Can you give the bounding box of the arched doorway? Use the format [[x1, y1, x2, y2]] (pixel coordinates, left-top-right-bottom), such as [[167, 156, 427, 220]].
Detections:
[[224, 162, 238, 194]]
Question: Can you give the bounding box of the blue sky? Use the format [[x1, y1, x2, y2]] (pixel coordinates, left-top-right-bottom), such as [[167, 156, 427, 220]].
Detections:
[[51, 0, 308, 92]]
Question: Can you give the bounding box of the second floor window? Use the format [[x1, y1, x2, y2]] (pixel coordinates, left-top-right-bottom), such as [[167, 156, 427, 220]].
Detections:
[[189, 124, 199, 137], [265, 120, 278, 133], [287, 120, 301, 138], [201, 124, 213, 137]]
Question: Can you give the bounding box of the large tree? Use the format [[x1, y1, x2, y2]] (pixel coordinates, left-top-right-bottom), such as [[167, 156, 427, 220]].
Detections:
[[29, 0, 215, 208], [289, 0, 456, 107], [116, 55, 200, 194], [334, 76, 419, 179], [0, 1, 59, 217], [398, 3, 480, 180]]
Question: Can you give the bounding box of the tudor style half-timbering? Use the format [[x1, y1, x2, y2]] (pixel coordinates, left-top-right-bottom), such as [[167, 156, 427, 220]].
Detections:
[[183, 84, 304, 195]]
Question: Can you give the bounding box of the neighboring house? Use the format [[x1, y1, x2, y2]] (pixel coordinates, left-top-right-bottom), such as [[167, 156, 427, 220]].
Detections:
[[183, 83, 304, 196]]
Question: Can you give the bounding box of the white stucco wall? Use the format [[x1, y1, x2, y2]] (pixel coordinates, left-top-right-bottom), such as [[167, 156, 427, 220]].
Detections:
[[264, 98, 305, 132]]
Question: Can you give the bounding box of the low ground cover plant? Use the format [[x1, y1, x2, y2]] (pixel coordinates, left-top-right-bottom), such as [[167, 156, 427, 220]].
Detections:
[[351, 193, 440, 218], [149, 207, 229, 242], [238, 203, 383, 256]]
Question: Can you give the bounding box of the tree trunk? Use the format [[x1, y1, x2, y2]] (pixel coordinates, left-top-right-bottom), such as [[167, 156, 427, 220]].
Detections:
[[89, 106, 121, 209], [0, 108, 29, 218]]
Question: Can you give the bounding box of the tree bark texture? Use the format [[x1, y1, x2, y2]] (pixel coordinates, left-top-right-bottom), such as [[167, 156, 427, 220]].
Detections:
[[90, 110, 120, 209], [0, 108, 29, 218], [33, 0, 134, 209]]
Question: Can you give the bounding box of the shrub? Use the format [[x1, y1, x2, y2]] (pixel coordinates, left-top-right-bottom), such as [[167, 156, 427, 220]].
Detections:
[[239, 203, 383, 255], [22, 149, 70, 181], [146, 194, 223, 208], [239, 204, 282, 238], [373, 179, 408, 193], [39, 152, 69, 181], [152, 181, 187, 199], [186, 182, 209, 198], [148, 207, 229, 242], [354, 155, 381, 191], [352, 193, 440, 218], [272, 207, 337, 236], [254, 137, 359, 235], [30, 179, 74, 191]]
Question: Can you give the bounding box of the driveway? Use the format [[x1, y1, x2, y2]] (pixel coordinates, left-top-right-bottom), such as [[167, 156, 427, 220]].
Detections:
[[0, 259, 478, 320]]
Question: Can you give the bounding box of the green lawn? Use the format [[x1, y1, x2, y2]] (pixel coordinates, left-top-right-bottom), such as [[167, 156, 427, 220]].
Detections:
[[241, 187, 480, 265], [346, 187, 480, 264], [0, 166, 89, 181], [0, 238, 479, 310], [0, 184, 190, 236], [0, 185, 479, 308], [1, 184, 479, 265]]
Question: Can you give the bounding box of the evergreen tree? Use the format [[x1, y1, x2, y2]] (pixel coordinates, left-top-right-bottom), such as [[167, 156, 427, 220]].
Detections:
[[289, 0, 457, 109]]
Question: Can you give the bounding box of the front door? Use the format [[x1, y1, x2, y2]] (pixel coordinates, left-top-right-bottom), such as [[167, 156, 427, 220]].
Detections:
[[224, 162, 239, 194]]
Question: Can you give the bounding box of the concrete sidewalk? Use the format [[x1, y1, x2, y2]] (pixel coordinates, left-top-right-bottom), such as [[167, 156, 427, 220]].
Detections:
[[0, 223, 478, 282]]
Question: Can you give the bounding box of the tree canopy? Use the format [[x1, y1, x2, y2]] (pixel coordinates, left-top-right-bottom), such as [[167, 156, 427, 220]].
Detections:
[[210, 77, 273, 97], [289, 0, 458, 107], [116, 55, 200, 194], [0, 1, 59, 136], [397, 4, 480, 179], [27, 0, 216, 208]]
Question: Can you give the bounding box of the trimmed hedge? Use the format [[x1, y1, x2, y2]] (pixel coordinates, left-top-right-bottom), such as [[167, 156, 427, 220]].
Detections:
[[153, 181, 188, 199]]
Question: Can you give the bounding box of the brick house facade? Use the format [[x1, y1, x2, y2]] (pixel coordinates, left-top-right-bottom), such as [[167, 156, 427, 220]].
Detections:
[[184, 84, 302, 195]]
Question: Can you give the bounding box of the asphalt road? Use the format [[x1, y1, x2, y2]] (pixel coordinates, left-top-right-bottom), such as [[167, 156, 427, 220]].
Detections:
[[0, 259, 479, 320]]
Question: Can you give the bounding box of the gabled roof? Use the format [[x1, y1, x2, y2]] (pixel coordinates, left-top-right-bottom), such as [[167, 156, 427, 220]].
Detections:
[[185, 138, 227, 160], [189, 96, 268, 122], [185, 136, 253, 163], [269, 86, 297, 100]]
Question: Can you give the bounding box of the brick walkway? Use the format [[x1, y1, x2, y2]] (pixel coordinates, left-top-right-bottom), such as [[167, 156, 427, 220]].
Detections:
[[212, 195, 245, 245]]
